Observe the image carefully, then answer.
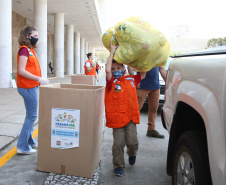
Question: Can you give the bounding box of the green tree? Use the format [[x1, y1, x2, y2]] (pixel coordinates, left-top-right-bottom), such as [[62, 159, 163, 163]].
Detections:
[[207, 37, 226, 48], [95, 49, 109, 63]]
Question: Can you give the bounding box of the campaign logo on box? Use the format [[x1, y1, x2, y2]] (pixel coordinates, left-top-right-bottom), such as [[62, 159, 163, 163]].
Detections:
[[51, 108, 80, 149], [55, 112, 76, 129]]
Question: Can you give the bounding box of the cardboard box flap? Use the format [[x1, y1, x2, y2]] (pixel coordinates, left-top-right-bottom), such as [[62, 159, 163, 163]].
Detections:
[[61, 84, 104, 90], [71, 74, 96, 85], [42, 83, 61, 88], [72, 74, 86, 76], [40, 83, 104, 91]]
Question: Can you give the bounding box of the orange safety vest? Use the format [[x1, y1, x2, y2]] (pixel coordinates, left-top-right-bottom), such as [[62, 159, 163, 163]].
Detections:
[[84, 60, 96, 76], [17, 45, 41, 89], [105, 75, 140, 128]]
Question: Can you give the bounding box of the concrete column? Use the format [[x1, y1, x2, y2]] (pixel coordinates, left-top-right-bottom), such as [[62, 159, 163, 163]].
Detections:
[[89, 45, 92, 53], [66, 25, 74, 75], [74, 32, 80, 74], [80, 38, 85, 73], [54, 13, 64, 77], [85, 42, 89, 60], [34, 0, 47, 79], [92, 48, 95, 61], [0, 0, 12, 88], [47, 37, 51, 73]]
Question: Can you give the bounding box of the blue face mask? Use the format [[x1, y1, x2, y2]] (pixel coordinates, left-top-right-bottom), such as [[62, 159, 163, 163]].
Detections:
[[112, 71, 124, 79], [92, 56, 94, 60]]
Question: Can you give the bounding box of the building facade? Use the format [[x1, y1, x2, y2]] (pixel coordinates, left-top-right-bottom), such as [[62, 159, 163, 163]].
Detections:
[[0, 0, 105, 88]]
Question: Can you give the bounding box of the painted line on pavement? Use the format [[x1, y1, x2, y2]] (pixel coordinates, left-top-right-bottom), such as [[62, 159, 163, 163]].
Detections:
[[47, 77, 58, 79], [0, 128, 38, 168], [99, 73, 105, 79]]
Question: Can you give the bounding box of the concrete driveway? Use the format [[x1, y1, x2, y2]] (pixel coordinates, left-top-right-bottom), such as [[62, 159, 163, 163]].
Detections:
[[98, 109, 171, 185], [0, 73, 172, 185]]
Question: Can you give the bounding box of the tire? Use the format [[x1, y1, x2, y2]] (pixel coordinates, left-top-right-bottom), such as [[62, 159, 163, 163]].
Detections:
[[172, 131, 212, 185]]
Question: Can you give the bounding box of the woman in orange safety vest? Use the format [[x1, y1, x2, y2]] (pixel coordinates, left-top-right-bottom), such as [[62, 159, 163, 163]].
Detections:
[[84, 53, 97, 74], [16, 26, 49, 155]]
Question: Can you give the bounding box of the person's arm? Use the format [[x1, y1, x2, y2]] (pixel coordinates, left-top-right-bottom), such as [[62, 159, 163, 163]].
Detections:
[[105, 55, 114, 81], [106, 44, 118, 81], [159, 66, 167, 81], [127, 66, 134, 75], [18, 55, 40, 81], [18, 55, 49, 85], [86, 62, 93, 73], [86, 67, 93, 72], [140, 72, 146, 80]]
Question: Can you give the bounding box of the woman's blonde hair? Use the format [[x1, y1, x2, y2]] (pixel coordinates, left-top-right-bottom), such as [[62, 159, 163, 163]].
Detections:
[[18, 26, 37, 48]]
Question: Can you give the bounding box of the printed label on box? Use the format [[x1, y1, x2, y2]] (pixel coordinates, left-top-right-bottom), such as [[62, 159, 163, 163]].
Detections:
[[51, 108, 80, 149]]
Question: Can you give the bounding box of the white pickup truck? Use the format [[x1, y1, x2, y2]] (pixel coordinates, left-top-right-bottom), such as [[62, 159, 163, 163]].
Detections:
[[161, 46, 226, 185]]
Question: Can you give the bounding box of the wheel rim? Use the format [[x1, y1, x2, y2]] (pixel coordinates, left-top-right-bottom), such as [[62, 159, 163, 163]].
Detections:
[[177, 151, 195, 185]]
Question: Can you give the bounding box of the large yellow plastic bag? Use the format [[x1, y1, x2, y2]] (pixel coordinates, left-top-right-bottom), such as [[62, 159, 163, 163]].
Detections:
[[102, 18, 151, 60], [127, 31, 170, 71], [101, 17, 170, 72], [128, 44, 170, 72], [101, 27, 117, 52], [114, 22, 152, 65]]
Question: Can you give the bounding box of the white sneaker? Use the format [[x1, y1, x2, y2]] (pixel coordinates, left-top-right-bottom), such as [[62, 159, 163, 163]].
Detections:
[[17, 148, 37, 155], [31, 143, 38, 149]]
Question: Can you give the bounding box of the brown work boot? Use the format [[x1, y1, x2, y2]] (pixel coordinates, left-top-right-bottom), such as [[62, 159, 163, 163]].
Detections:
[[146, 130, 165, 139]]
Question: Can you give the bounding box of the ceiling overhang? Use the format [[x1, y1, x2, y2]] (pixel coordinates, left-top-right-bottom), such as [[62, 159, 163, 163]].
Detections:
[[12, 0, 104, 49]]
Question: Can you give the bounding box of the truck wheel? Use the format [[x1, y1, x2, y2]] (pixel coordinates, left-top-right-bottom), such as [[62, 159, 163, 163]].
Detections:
[[172, 131, 212, 185]]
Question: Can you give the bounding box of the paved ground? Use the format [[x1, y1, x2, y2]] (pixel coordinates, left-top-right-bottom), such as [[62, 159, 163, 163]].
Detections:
[[0, 88, 28, 150], [0, 74, 72, 152], [0, 72, 172, 185], [98, 109, 171, 185], [0, 130, 49, 185]]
